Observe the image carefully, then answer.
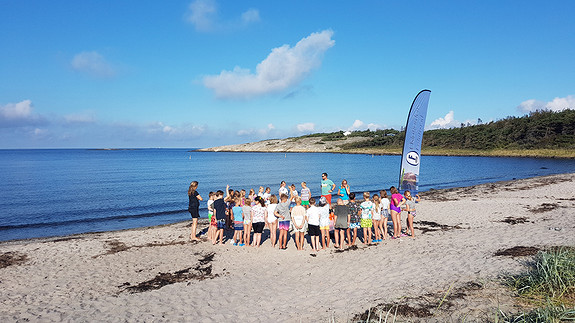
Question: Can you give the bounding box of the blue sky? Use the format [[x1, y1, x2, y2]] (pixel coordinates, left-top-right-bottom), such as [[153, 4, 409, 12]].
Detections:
[[1, 0, 574, 148]]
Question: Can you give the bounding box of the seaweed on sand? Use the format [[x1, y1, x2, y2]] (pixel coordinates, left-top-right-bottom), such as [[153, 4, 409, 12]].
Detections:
[[122, 252, 218, 293], [415, 220, 463, 234], [494, 246, 540, 257], [0, 251, 28, 269]]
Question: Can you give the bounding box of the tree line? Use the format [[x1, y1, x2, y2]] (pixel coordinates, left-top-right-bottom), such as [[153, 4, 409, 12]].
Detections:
[[323, 109, 575, 151]]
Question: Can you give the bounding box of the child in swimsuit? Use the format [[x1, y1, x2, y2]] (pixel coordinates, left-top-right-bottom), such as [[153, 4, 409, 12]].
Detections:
[[404, 190, 421, 238]]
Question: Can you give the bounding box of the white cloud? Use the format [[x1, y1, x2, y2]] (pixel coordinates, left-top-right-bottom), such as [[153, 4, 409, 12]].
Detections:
[[428, 110, 476, 129], [346, 119, 381, 131], [349, 119, 364, 130], [186, 0, 260, 32], [296, 122, 315, 132], [186, 0, 217, 32], [429, 111, 456, 129], [71, 51, 116, 78], [237, 123, 277, 137], [203, 29, 335, 99], [0, 100, 33, 119], [518, 95, 575, 113], [367, 123, 381, 131], [0, 100, 45, 127], [241, 8, 260, 24]]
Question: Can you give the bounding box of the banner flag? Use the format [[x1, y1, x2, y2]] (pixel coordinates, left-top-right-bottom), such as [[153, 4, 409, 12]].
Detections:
[[399, 90, 431, 193]]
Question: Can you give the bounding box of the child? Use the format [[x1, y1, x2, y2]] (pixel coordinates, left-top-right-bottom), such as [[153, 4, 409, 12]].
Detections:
[[348, 193, 361, 246], [289, 184, 299, 208], [242, 198, 252, 246], [390, 186, 406, 239], [279, 181, 289, 197], [306, 197, 321, 251], [333, 198, 350, 249], [187, 181, 203, 241], [251, 196, 267, 247], [248, 189, 257, 205], [206, 192, 215, 242], [239, 189, 246, 206], [212, 190, 227, 245], [360, 192, 374, 244], [230, 198, 244, 246], [267, 195, 279, 247], [300, 182, 311, 208], [275, 193, 291, 249], [318, 197, 331, 249], [379, 190, 391, 240], [263, 187, 272, 203], [257, 186, 265, 199], [404, 190, 421, 238], [372, 194, 382, 243], [291, 197, 306, 251]]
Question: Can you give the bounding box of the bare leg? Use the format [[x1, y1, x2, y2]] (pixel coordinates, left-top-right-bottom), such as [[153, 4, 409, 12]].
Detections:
[[346, 228, 351, 246], [334, 229, 340, 248], [407, 214, 415, 237], [190, 218, 201, 241]]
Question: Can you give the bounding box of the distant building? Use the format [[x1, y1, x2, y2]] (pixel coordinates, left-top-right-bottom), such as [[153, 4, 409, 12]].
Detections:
[[343, 131, 352, 136]]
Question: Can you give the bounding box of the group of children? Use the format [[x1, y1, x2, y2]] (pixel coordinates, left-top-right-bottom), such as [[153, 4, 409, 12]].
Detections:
[[189, 181, 421, 250]]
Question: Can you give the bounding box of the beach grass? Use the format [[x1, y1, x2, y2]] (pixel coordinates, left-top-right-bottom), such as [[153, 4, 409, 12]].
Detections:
[[507, 247, 575, 306], [494, 304, 575, 323], [494, 247, 575, 322]]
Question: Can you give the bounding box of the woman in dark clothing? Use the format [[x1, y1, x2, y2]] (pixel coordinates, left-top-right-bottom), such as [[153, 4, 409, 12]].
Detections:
[[188, 181, 203, 241]]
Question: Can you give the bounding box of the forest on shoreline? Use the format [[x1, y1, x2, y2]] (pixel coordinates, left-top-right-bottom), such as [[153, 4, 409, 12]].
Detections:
[[304, 109, 575, 158]]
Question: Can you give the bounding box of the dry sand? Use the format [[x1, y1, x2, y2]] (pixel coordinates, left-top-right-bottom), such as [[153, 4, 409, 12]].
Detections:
[[1, 173, 574, 322]]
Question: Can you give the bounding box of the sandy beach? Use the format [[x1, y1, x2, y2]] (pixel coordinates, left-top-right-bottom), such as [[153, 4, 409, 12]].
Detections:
[[1, 173, 574, 322]]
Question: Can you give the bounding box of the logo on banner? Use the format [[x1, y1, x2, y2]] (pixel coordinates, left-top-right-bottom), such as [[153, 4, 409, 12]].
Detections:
[[406, 151, 420, 166]]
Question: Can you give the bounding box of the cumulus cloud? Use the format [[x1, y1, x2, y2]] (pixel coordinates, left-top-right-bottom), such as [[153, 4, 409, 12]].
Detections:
[[345, 119, 381, 132], [518, 95, 575, 113], [428, 111, 476, 129], [71, 51, 116, 78], [0, 100, 46, 128], [429, 111, 457, 129], [203, 29, 335, 99], [296, 122, 315, 132]]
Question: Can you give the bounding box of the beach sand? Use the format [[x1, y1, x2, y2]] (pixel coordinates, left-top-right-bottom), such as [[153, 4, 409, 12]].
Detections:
[[1, 173, 574, 322]]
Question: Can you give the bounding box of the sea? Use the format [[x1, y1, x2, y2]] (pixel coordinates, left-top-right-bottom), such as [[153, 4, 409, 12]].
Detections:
[[1, 149, 574, 242]]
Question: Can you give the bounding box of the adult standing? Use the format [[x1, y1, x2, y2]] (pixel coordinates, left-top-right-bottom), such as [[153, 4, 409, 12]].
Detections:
[[321, 172, 336, 205], [187, 181, 203, 241], [338, 179, 350, 204]]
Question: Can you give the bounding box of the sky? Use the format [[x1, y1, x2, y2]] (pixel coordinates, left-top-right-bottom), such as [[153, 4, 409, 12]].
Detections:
[[1, 0, 574, 149]]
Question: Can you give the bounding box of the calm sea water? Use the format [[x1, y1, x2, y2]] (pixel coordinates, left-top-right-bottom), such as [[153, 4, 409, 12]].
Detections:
[[1, 149, 574, 242]]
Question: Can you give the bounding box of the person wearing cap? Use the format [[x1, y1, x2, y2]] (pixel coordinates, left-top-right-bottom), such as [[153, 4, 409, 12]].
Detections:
[[320, 172, 336, 205]]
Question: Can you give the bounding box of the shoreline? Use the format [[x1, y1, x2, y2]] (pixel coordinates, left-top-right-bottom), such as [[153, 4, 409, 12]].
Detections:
[[1, 172, 574, 321], [3, 170, 572, 244], [196, 147, 575, 159]]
